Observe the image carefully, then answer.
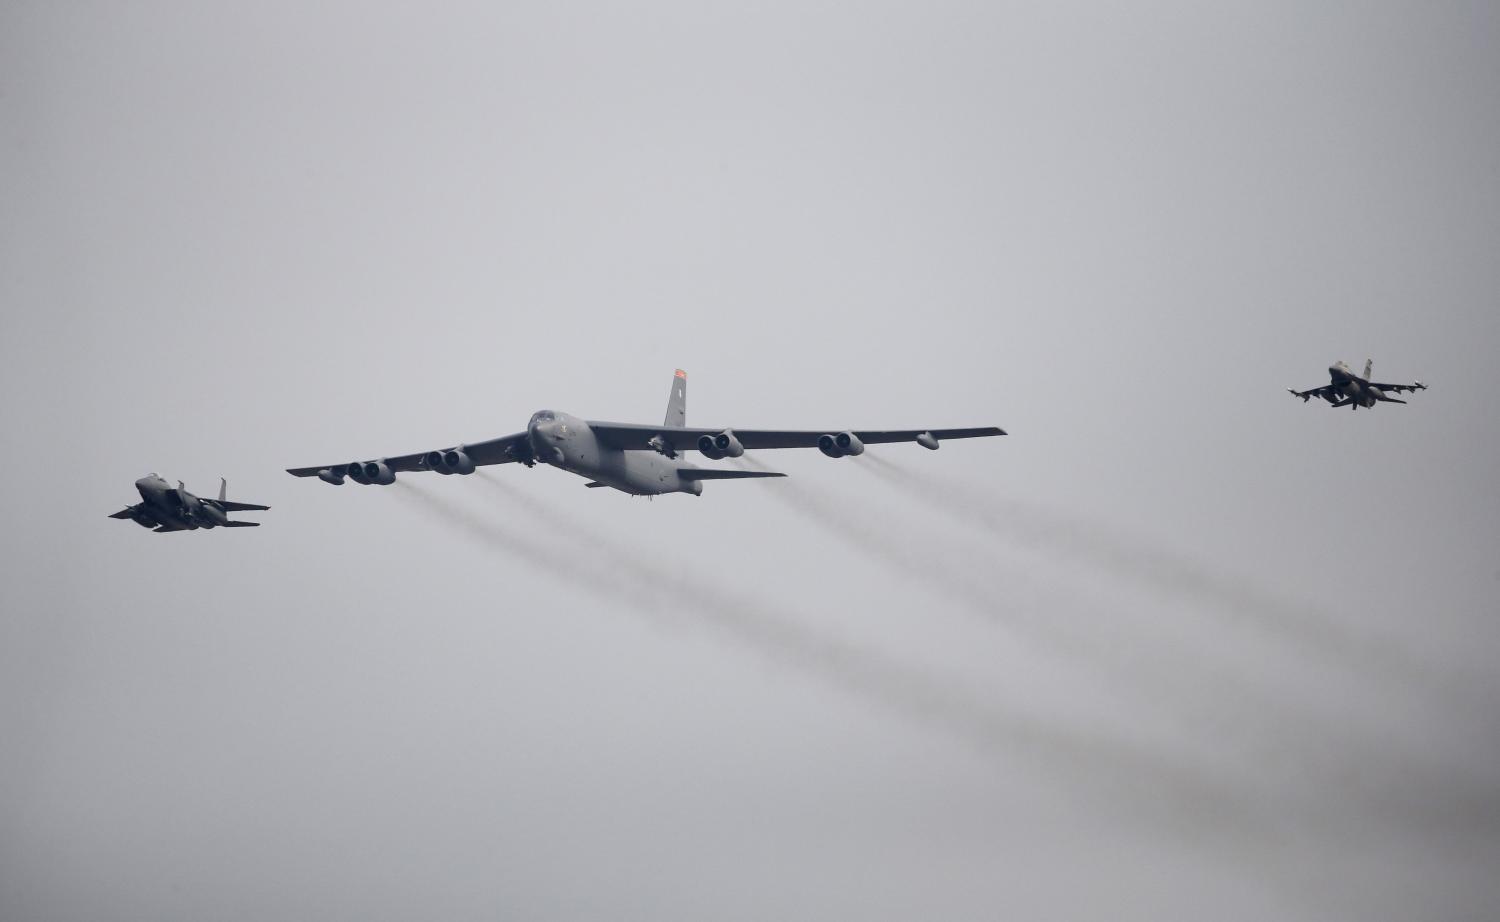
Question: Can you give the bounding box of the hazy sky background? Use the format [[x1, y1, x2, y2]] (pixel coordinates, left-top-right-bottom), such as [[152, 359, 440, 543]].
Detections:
[[3, 2, 1498, 919]]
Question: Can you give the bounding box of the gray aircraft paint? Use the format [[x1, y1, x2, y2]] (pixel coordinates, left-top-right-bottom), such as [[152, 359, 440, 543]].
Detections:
[[1288, 359, 1427, 409], [8, 4, 1500, 921], [286, 369, 1004, 496], [108, 474, 269, 532]]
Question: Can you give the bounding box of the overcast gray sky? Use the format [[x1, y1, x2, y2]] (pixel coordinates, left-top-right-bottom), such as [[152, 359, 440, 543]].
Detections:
[[3, 2, 1498, 919]]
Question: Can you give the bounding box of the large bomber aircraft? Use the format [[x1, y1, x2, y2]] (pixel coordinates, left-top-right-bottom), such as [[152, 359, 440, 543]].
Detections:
[[287, 370, 1006, 497], [1288, 359, 1426, 410], [110, 475, 270, 531]]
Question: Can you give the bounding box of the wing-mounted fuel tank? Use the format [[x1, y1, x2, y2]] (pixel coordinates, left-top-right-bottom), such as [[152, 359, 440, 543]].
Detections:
[[697, 430, 744, 460], [425, 446, 476, 475], [818, 431, 865, 458]]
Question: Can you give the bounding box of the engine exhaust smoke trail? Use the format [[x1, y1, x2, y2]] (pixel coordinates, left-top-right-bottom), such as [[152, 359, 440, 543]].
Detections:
[[732, 457, 1330, 734], [465, 472, 1259, 838], [744, 456, 1497, 807], [856, 454, 1477, 719]]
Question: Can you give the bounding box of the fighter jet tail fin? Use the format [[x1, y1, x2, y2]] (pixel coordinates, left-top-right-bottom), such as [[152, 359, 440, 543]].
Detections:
[[664, 369, 687, 428], [213, 478, 269, 511]]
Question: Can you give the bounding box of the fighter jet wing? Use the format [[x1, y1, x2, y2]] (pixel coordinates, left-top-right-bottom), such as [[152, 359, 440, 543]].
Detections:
[[1287, 385, 1337, 403], [286, 431, 530, 478], [108, 506, 140, 519], [588, 423, 1005, 452], [1368, 380, 1427, 394]]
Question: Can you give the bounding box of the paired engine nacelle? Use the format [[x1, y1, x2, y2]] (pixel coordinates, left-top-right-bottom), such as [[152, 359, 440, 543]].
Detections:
[[697, 430, 744, 460], [818, 431, 865, 458], [425, 447, 476, 475], [345, 460, 395, 485]]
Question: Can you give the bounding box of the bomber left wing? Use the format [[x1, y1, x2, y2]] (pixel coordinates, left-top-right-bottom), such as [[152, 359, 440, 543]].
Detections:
[[588, 422, 1005, 456], [286, 431, 530, 482]]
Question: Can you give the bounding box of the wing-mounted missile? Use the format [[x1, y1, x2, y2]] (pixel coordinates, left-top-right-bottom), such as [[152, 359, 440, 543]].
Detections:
[[647, 434, 678, 459], [505, 441, 537, 468]]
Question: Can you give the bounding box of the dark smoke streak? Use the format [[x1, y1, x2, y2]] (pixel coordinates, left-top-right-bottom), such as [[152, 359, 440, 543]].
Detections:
[[461, 472, 1262, 839], [856, 455, 1477, 719]]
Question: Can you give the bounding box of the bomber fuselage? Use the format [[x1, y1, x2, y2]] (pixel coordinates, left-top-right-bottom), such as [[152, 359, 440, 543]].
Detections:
[[527, 411, 706, 496]]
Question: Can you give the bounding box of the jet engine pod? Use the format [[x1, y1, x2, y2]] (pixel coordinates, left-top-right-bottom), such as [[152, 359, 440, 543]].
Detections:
[[834, 431, 864, 456], [442, 447, 476, 475], [346, 461, 371, 484], [363, 460, 396, 485], [818, 434, 844, 458], [317, 468, 346, 485], [916, 431, 940, 451], [713, 430, 744, 458], [697, 434, 725, 460], [425, 450, 452, 475]]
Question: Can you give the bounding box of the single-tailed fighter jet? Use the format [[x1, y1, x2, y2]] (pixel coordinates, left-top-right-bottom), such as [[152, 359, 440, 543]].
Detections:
[[1288, 359, 1426, 410], [287, 370, 1006, 497], [110, 474, 270, 531]]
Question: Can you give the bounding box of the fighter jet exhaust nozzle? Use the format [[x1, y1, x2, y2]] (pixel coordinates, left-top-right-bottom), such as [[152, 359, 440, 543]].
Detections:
[[317, 468, 346, 485], [713, 430, 744, 458], [698, 434, 725, 460], [362, 461, 396, 485], [819, 432, 864, 458]]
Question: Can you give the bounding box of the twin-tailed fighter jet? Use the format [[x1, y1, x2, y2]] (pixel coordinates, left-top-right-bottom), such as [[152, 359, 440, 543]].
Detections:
[[287, 370, 1006, 497], [1288, 359, 1426, 410], [109, 474, 270, 532]]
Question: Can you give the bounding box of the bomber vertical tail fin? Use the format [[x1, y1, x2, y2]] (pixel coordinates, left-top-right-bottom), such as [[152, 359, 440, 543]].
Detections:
[[219, 478, 227, 503], [1363, 358, 1373, 380], [664, 369, 687, 427]]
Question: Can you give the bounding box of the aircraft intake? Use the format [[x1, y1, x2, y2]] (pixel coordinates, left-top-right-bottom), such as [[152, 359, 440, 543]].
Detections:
[[698, 434, 725, 460], [713, 430, 744, 458], [362, 461, 396, 485], [442, 448, 476, 475], [818, 434, 843, 458], [834, 431, 865, 456]]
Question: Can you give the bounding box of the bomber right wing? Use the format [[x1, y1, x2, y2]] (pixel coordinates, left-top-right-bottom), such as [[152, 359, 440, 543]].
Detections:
[[286, 431, 530, 482], [588, 422, 1005, 453]]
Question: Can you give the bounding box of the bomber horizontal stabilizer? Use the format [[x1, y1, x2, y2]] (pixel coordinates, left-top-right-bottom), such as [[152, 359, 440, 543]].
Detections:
[[679, 469, 787, 481], [220, 521, 262, 527]]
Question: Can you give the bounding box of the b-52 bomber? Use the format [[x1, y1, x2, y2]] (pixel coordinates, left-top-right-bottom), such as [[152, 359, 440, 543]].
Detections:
[[109, 474, 270, 531], [288, 370, 1006, 497], [1288, 359, 1426, 410]]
